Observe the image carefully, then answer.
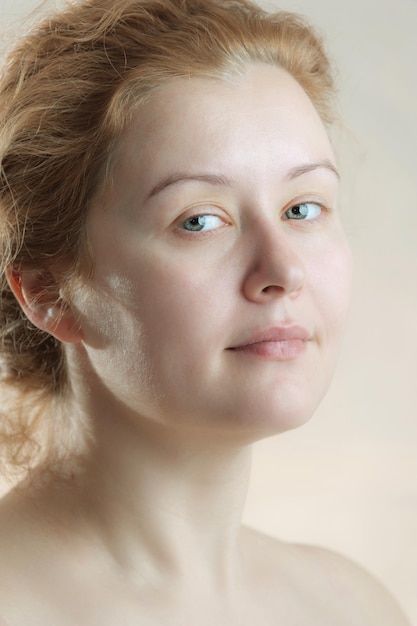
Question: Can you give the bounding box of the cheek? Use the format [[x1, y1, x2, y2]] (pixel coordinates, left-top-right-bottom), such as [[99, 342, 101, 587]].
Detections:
[[89, 252, 220, 360], [313, 238, 353, 339], [71, 277, 157, 413], [334, 239, 353, 309]]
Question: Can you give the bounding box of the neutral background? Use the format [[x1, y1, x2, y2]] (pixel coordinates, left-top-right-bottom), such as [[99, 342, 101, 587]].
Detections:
[[1, 0, 416, 622]]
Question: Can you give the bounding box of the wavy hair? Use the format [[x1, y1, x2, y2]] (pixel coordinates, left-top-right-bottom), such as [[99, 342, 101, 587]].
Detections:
[[0, 0, 335, 476]]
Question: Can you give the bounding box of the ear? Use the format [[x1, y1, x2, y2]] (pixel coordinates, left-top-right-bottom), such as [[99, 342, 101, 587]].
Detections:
[[6, 267, 83, 344]]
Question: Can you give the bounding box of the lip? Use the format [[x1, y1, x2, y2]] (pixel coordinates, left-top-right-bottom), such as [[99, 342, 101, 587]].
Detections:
[[227, 325, 310, 361]]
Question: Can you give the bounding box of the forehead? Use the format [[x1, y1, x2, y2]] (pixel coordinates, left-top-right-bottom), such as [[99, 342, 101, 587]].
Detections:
[[114, 64, 334, 191]]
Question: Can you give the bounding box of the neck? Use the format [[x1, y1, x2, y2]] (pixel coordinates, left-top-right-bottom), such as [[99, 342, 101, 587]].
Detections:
[[38, 376, 253, 593], [89, 412, 251, 582]]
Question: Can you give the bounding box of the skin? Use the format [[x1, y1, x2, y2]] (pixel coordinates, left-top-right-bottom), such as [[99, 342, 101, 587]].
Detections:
[[0, 64, 410, 625]]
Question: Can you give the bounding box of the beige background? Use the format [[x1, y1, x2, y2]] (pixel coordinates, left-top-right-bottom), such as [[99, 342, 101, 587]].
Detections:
[[1, 0, 416, 622]]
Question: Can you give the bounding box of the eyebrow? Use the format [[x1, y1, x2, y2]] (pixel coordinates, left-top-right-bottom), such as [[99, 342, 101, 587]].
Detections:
[[147, 173, 233, 199], [285, 160, 340, 181], [147, 160, 340, 199]]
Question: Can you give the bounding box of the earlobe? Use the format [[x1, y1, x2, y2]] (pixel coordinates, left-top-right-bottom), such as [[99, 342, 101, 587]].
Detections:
[[6, 267, 83, 344]]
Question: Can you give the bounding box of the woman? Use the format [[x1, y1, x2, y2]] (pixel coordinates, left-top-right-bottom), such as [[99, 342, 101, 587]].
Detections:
[[0, 0, 410, 623]]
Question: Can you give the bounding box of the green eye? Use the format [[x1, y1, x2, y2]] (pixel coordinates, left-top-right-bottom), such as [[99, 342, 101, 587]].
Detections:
[[284, 203, 321, 220], [181, 215, 224, 232]]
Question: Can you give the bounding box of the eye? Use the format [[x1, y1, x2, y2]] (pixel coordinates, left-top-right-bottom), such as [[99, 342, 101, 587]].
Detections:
[[284, 202, 322, 221], [181, 214, 226, 232]]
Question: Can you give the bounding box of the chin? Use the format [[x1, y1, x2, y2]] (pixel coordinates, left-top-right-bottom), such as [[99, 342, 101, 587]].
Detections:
[[242, 405, 318, 442], [253, 374, 328, 421], [200, 390, 325, 446]]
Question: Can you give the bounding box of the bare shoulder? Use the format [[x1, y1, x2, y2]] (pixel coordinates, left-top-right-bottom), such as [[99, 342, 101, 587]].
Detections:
[[0, 487, 50, 624], [241, 526, 411, 626], [0, 492, 27, 603], [0, 500, 18, 625], [295, 542, 411, 625]]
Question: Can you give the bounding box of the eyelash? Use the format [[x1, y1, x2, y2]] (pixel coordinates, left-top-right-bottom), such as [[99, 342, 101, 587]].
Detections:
[[178, 200, 328, 235], [282, 201, 323, 221], [180, 214, 227, 233]]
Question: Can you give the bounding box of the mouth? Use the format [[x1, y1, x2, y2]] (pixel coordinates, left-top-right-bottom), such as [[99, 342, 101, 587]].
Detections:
[[227, 325, 310, 361]]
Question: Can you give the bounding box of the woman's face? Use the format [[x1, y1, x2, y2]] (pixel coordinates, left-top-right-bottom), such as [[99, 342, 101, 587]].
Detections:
[[74, 64, 352, 441]]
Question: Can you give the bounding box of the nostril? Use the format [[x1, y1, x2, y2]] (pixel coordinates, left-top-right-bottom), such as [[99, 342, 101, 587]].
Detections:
[[242, 237, 306, 303], [261, 285, 283, 293]]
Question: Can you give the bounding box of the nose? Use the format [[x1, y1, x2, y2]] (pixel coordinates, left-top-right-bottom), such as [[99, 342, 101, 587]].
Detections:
[[242, 218, 306, 303]]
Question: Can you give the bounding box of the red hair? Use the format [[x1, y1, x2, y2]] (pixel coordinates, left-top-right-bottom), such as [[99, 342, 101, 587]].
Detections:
[[0, 0, 335, 475]]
